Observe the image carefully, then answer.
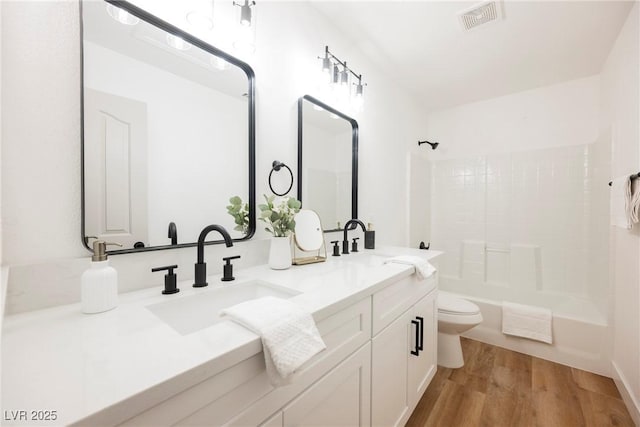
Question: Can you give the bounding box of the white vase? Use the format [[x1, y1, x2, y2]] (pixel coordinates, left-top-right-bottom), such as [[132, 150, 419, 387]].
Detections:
[[269, 236, 292, 270]]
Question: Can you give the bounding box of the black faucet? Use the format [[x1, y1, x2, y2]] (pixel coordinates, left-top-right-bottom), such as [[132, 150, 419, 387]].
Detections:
[[342, 219, 366, 255], [168, 222, 178, 245], [194, 225, 233, 288]]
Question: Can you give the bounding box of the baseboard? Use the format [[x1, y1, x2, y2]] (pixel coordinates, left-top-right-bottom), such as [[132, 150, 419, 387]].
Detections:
[[612, 361, 640, 426]]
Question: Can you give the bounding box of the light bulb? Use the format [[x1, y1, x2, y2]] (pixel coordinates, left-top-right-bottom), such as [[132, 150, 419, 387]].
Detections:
[[106, 4, 139, 25], [166, 34, 191, 51], [322, 57, 331, 74], [240, 2, 252, 26], [211, 56, 229, 71], [340, 69, 349, 86], [352, 93, 364, 112]]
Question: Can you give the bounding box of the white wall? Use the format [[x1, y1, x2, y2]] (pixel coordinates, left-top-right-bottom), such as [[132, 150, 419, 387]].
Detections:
[[423, 75, 600, 160], [600, 3, 640, 424], [0, 0, 3, 268], [1, 1, 425, 313]]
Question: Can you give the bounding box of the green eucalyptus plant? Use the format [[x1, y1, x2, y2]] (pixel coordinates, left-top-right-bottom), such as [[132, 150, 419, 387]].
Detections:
[[226, 196, 250, 234], [259, 194, 302, 237]]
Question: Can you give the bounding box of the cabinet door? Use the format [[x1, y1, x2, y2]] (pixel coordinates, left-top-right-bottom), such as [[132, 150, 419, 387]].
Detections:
[[371, 311, 411, 427], [283, 343, 371, 427], [408, 291, 437, 410]]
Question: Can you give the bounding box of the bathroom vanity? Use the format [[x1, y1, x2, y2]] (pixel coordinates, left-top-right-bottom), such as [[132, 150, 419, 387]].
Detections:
[[1, 247, 440, 427]]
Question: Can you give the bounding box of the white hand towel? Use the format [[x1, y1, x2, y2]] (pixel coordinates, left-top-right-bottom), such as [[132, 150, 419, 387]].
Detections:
[[384, 255, 436, 280], [221, 296, 326, 386], [629, 178, 640, 226], [502, 301, 552, 344], [610, 176, 632, 229]]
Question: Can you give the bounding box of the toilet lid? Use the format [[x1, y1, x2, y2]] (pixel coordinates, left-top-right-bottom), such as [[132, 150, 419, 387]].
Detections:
[[438, 292, 480, 315]]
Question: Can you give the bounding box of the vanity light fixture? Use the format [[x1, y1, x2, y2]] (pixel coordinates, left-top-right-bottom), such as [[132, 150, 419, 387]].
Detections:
[[234, 0, 256, 26], [106, 3, 140, 25], [318, 46, 367, 109]]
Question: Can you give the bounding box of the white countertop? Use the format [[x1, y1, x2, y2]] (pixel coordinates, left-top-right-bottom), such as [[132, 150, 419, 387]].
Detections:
[[1, 247, 441, 426]]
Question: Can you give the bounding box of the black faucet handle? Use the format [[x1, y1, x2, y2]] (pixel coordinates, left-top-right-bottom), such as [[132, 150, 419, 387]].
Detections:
[[351, 237, 360, 253], [151, 264, 178, 273], [330, 240, 340, 257], [222, 255, 241, 282], [152, 265, 179, 295]]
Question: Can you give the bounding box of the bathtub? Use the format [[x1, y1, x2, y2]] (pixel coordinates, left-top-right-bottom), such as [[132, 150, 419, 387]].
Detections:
[[440, 276, 611, 376]]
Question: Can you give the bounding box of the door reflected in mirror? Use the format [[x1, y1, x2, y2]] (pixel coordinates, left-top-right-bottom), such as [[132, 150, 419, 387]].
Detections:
[[298, 95, 358, 232], [81, 1, 255, 252]]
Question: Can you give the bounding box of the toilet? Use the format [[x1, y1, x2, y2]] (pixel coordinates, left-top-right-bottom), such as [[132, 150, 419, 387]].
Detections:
[[437, 291, 483, 369]]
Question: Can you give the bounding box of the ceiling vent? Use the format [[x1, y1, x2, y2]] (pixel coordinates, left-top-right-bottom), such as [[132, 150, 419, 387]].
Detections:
[[457, 1, 503, 32]]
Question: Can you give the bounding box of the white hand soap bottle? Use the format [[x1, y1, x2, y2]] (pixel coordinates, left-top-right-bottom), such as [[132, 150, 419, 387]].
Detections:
[[82, 239, 122, 314]]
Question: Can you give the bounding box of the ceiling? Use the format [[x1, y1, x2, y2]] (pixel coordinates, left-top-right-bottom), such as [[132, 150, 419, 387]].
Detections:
[[309, 0, 634, 111]]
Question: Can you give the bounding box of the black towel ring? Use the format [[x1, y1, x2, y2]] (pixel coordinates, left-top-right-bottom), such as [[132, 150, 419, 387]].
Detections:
[[269, 160, 294, 196]]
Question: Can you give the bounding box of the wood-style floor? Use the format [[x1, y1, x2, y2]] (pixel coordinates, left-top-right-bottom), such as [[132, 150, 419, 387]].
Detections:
[[406, 338, 635, 427]]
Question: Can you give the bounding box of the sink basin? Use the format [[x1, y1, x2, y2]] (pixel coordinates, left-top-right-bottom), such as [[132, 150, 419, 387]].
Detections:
[[146, 280, 300, 335]]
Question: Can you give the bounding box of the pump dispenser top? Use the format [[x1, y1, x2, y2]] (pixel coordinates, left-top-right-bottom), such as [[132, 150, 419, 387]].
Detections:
[[91, 239, 120, 261]]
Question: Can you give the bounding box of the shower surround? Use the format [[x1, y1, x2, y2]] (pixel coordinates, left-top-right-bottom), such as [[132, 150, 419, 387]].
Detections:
[[431, 138, 610, 324]]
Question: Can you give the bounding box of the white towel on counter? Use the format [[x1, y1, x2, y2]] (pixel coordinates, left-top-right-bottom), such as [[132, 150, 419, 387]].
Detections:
[[384, 255, 436, 280], [502, 301, 552, 344], [221, 296, 326, 386], [610, 176, 633, 229]]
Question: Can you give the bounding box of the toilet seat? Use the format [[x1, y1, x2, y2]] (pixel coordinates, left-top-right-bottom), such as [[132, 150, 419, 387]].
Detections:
[[438, 292, 480, 315]]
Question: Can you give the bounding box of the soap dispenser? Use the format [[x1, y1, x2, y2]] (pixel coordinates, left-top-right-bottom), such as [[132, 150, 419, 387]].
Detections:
[[364, 223, 375, 249], [81, 239, 122, 314]]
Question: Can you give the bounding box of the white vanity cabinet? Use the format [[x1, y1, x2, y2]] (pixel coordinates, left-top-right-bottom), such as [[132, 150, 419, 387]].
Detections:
[[371, 274, 438, 427], [112, 269, 437, 427], [117, 298, 371, 427], [281, 343, 371, 427], [407, 292, 437, 409]]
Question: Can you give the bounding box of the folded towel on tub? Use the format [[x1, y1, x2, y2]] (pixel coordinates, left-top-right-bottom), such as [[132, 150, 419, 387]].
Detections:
[[502, 301, 552, 344]]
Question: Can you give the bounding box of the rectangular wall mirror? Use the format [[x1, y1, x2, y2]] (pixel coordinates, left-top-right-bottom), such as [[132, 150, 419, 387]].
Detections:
[[81, 0, 255, 253], [297, 95, 358, 232]]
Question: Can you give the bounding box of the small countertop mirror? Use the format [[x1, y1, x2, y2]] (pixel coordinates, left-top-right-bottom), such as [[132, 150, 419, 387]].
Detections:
[[81, 0, 255, 254], [292, 210, 326, 265], [298, 95, 358, 232]]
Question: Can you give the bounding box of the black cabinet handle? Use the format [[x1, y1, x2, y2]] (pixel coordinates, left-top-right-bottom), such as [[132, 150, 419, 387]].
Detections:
[[416, 316, 424, 351], [410, 320, 420, 356]]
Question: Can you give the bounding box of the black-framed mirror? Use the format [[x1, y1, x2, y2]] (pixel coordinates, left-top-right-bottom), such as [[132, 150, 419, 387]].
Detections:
[[80, 0, 255, 254], [297, 95, 358, 233]]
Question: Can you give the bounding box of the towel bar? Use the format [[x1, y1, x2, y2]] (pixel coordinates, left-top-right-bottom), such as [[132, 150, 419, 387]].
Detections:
[[608, 172, 640, 186]]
